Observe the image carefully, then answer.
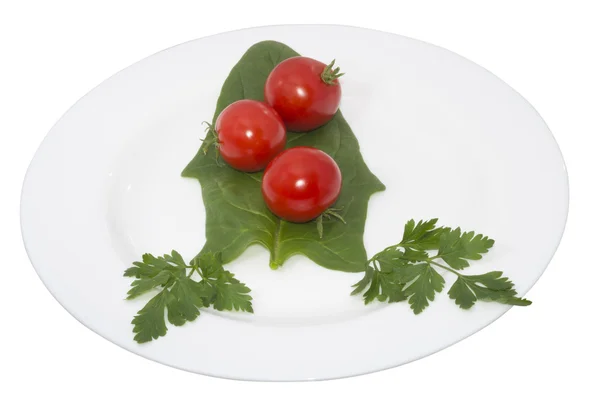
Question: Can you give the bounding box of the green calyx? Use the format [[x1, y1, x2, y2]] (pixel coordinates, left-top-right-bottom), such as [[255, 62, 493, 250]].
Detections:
[[199, 122, 224, 166], [316, 206, 347, 239], [200, 122, 220, 155], [321, 59, 345, 85]]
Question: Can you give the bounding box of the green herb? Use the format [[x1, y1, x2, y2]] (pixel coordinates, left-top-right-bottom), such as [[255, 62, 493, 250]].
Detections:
[[124, 251, 252, 343], [182, 41, 385, 272], [351, 219, 531, 313]]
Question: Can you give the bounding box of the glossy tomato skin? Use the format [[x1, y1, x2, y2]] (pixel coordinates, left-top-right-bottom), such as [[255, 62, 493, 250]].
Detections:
[[264, 56, 342, 132], [215, 99, 286, 172], [262, 147, 342, 223]]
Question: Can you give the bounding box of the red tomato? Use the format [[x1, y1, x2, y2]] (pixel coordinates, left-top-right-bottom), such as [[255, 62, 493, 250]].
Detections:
[[214, 100, 286, 172], [264, 57, 342, 132], [262, 147, 342, 223]]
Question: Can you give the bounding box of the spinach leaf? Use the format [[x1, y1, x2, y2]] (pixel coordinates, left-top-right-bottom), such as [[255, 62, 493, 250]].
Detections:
[[182, 41, 385, 272]]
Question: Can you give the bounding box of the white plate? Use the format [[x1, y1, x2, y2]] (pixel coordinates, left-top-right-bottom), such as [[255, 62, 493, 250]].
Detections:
[[21, 25, 568, 381]]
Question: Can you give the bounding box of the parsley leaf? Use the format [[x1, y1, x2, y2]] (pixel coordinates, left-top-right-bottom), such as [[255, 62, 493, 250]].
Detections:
[[213, 277, 254, 312], [195, 252, 227, 280], [354, 266, 406, 304], [124, 253, 177, 279], [399, 263, 445, 314], [448, 271, 532, 309], [132, 289, 172, 344], [401, 248, 429, 262], [125, 250, 253, 343], [124, 251, 186, 300], [401, 218, 450, 250], [437, 228, 495, 270], [193, 252, 253, 312], [351, 219, 530, 314], [166, 275, 206, 326], [126, 269, 172, 300], [351, 266, 375, 295]]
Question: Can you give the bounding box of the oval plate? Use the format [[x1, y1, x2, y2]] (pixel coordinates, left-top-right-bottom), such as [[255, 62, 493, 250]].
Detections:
[[21, 25, 568, 381]]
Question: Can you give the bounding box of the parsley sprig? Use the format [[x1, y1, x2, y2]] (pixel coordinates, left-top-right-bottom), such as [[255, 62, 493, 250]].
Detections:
[[351, 218, 531, 313], [124, 220, 530, 343], [124, 251, 252, 343]]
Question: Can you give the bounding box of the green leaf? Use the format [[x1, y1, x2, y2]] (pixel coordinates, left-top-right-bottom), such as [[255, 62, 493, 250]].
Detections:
[[351, 220, 531, 315], [402, 264, 445, 314], [362, 271, 382, 304], [437, 228, 495, 270], [400, 218, 449, 250], [194, 280, 216, 307], [373, 247, 428, 269], [181, 41, 385, 272], [125, 252, 190, 299], [351, 266, 406, 304], [448, 271, 531, 309], [350, 267, 374, 295], [402, 248, 429, 262], [402, 218, 438, 242], [380, 274, 407, 303], [163, 250, 187, 268], [375, 249, 403, 273], [446, 277, 475, 309], [195, 251, 226, 280], [352, 250, 430, 306], [390, 262, 427, 284], [213, 277, 254, 313], [126, 269, 172, 299], [132, 289, 172, 344], [166, 277, 207, 326], [194, 251, 253, 312], [124, 253, 174, 278], [126, 251, 253, 343]]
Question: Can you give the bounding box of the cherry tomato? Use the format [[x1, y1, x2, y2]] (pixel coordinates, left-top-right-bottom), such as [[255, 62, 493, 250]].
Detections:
[[262, 147, 342, 222], [215, 99, 286, 172], [264, 57, 343, 132]]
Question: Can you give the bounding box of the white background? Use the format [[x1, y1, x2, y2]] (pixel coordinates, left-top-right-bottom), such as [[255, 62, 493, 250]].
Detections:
[[1, 0, 598, 398]]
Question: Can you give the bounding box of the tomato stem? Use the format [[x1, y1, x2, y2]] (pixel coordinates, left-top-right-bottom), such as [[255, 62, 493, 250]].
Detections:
[[200, 122, 225, 166], [200, 121, 220, 154], [316, 206, 347, 239], [321, 59, 344, 85]]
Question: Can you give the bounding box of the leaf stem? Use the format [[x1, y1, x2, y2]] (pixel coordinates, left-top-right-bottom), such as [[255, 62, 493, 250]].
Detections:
[[366, 241, 411, 265], [428, 259, 461, 276], [187, 267, 196, 278], [270, 219, 283, 269]]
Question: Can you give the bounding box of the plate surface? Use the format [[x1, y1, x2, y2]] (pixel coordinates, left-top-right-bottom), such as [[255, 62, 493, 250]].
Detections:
[[21, 25, 568, 381]]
